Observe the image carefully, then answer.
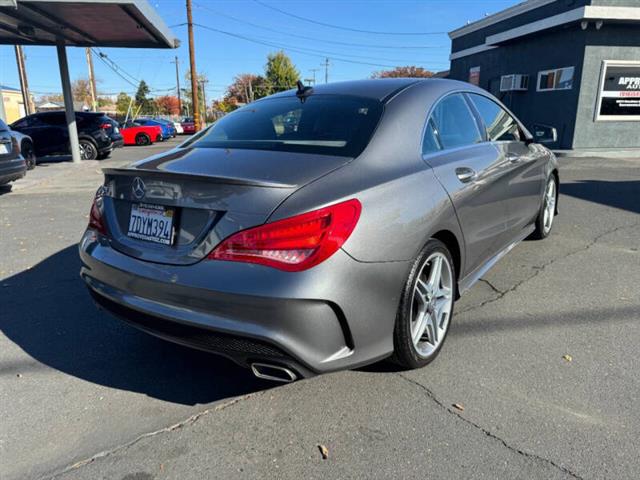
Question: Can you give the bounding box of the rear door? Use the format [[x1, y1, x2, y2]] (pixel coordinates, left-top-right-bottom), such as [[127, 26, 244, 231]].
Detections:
[[467, 93, 546, 239], [422, 93, 512, 276]]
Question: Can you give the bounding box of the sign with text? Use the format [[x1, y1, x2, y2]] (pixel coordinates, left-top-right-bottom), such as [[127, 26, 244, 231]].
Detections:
[[597, 62, 640, 120]]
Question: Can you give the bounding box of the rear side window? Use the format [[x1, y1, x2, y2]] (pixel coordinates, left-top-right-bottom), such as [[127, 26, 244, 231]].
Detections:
[[422, 119, 441, 154], [42, 114, 66, 126], [429, 94, 482, 150], [190, 95, 383, 158], [468, 94, 521, 142]]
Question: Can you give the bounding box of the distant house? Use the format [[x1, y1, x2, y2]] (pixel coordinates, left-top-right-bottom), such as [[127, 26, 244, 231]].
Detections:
[[1, 85, 33, 123], [36, 101, 65, 112], [36, 101, 92, 112]]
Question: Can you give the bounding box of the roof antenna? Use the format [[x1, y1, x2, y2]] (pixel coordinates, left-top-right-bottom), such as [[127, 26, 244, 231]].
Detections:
[[296, 80, 313, 103]]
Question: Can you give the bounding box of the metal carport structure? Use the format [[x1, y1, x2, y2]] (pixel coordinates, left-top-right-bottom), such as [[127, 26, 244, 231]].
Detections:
[[0, 0, 178, 163]]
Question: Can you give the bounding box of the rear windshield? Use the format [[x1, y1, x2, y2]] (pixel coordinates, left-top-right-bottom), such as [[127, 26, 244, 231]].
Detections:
[[187, 94, 383, 157]]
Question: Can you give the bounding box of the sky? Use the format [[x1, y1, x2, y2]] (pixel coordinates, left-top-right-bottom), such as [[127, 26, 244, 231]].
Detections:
[[0, 0, 520, 102]]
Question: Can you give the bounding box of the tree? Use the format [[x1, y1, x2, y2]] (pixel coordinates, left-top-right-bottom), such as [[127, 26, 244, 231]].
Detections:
[[72, 78, 92, 105], [116, 92, 132, 116], [265, 51, 300, 94], [135, 80, 152, 114], [371, 66, 434, 78], [155, 95, 180, 115], [225, 73, 269, 104]]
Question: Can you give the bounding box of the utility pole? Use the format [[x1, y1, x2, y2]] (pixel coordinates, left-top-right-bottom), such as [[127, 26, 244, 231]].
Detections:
[[14, 46, 33, 115], [85, 48, 98, 112], [322, 58, 330, 84], [171, 56, 182, 116], [200, 79, 208, 125], [186, 0, 200, 131], [308, 68, 320, 86]]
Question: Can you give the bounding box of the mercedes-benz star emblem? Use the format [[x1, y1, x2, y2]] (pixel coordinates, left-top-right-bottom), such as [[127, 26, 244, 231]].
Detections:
[[132, 177, 146, 200]]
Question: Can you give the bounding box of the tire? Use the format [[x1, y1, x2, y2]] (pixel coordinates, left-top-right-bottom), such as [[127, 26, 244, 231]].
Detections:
[[79, 139, 98, 160], [135, 133, 151, 146], [530, 175, 557, 240], [392, 239, 456, 369], [21, 141, 36, 170]]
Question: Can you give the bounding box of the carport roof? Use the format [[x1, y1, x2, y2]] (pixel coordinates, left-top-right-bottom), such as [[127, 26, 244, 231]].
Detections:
[[0, 0, 178, 48]]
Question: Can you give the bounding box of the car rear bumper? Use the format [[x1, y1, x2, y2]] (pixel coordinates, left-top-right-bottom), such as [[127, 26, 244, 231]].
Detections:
[[78, 229, 409, 377], [0, 157, 27, 185]]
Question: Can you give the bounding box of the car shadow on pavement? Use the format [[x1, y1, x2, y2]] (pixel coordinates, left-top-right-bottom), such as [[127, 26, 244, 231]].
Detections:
[[561, 180, 640, 214], [0, 245, 274, 406]]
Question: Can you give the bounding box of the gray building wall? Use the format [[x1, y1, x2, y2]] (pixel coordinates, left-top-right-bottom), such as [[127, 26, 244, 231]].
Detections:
[[450, 27, 587, 149], [574, 25, 640, 148]]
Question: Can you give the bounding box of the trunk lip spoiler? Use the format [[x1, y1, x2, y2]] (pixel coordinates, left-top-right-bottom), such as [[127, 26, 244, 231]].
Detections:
[[101, 167, 296, 189]]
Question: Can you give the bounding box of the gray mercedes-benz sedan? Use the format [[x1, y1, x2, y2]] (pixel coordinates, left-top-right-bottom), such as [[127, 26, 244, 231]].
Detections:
[[79, 78, 558, 382]]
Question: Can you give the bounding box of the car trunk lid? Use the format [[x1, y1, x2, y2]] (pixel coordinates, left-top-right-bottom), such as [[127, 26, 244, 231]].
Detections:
[[101, 146, 351, 265]]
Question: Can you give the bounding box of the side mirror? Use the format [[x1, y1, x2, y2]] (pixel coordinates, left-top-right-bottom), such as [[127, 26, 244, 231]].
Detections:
[[532, 124, 557, 144]]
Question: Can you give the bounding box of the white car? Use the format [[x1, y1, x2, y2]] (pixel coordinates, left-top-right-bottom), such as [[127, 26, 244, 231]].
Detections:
[[173, 122, 184, 135]]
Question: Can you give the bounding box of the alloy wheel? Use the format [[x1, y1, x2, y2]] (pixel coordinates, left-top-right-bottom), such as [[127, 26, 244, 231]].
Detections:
[[543, 178, 556, 234], [410, 252, 454, 357], [79, 141, 97, 160]]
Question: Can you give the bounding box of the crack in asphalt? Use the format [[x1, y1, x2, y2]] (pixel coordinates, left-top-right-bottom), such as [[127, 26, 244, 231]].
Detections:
[[41, 391, 265, 480], [396, 373, 585, 480], [460, 221, 640, 315], [477, 278, 504, 295]]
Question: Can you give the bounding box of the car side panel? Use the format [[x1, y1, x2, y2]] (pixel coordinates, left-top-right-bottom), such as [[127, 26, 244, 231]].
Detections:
[[497, 141, 550, 238], [425, 143, 511, 277]]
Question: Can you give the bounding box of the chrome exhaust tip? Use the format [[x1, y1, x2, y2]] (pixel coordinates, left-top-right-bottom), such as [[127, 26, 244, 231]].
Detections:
[[251, 363, 298, 383]]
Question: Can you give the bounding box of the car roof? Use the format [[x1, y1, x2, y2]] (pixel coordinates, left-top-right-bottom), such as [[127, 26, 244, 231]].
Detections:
[[264, 78, 478, 103]]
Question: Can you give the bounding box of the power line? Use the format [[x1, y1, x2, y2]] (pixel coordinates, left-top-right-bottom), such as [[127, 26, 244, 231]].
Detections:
[[189, 24, 447, 68], [252, 0, 447, 36], [194, 2, 446, 50]]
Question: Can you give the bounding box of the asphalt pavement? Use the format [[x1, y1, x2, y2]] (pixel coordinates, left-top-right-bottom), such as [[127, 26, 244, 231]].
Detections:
[[1, 141, 638, 480]]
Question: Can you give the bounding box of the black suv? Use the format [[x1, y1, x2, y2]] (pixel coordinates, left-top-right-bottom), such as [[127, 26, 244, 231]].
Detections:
[[10, 111, 124, 160]]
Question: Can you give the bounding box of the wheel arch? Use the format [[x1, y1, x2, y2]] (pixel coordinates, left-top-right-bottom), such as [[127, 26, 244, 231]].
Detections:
[[431, 229, 462, 297]]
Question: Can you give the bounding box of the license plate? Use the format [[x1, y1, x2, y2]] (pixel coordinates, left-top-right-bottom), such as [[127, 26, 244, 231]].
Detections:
[[127, 203, 174, 245], [0, 144, 8, 154]]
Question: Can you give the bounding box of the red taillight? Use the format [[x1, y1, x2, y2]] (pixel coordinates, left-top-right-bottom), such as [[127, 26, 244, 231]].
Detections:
[[208, 199, 362, 272], [100, 123, 111, 130], [88, 189, 107, 235]]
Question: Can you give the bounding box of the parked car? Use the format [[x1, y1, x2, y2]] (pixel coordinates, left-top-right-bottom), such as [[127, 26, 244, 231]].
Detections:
[[9, 128, 36, 170], [120, 121, 163, 146], [172, 121, 184, 135], [180, 117, 195, 134], [134, 118, 175, 140], [0, 118, 27, 187], [10, 111, 121, 160], [80, 79, 558, 382]]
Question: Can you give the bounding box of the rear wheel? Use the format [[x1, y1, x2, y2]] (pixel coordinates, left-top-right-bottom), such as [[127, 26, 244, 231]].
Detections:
[[79, 139, 98, 160], [21, 141, 36, 169], [531, 175, 557, 240], [135, 133, 151, 146], [392, 239, 456, 369]]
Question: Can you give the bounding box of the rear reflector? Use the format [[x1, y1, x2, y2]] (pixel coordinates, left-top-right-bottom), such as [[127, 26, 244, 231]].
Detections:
[[208, 199, 361, 271]]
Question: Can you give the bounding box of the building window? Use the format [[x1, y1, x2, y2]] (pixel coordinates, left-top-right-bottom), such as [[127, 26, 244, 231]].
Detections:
[[537, 67, 574, 91]]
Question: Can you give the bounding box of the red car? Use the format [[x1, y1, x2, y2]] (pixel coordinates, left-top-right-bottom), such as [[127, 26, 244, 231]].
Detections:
[[180, 117, 196, 135], [120, 122, 163, 146]]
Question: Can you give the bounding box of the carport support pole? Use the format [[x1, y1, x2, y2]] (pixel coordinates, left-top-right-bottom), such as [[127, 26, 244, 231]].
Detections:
[[56, 40, 81, 164]]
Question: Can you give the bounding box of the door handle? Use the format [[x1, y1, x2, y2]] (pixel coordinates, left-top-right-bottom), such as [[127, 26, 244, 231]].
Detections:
[[455, 167, 477, 183], [506, 153, 520, 163]]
